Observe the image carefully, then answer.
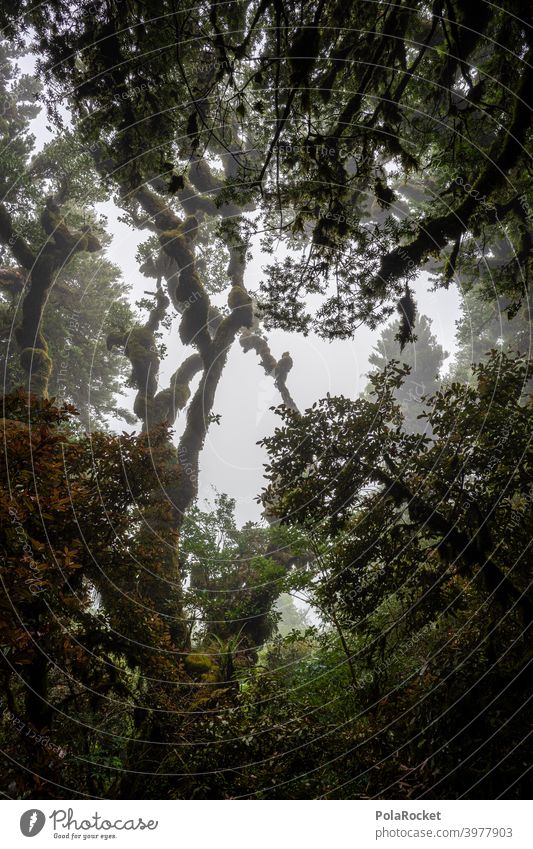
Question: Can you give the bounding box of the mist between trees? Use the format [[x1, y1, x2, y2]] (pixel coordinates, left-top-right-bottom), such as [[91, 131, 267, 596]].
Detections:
[[0, 1, 531, 801]]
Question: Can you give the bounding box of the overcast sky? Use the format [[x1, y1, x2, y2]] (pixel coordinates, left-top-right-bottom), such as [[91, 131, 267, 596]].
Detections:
[[99, 201, 461, 524], [23, 54, 462, 525]]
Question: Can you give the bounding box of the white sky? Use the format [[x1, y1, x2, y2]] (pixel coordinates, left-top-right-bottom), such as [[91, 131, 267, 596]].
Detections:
[[100, 200, 460, 524]]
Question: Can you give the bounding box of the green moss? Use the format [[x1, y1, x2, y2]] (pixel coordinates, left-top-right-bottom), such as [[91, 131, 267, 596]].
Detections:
[[128, 327, 153, 349], [184, 653, 214, 675], [160, 228, 183, 243], [176, 270, 202, 302], [20, 346, 53, 397], [227, 286, 253, 328], [160, 229, 194, 267], [172, 383, 190, 410], [179, 300, 208, 345]]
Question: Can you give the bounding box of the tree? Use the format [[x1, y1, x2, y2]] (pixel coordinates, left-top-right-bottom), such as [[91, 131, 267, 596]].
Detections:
[[0, 2, 531, 800], [0, 40, 112, 398], [2, 0, 528, 557], [0, 391, 183, 797], [452, 281, 533, 384], [0, 41, 136, 425], [181, 493, 308, 662], [0, 5, 527, 556], [367, 314, 447, 433], [1, 251, 136, 428], [3, 0, 531, 335], [275, 593, 310, 637], [259, 350, 533, 796], [0, 18, 301, 744]]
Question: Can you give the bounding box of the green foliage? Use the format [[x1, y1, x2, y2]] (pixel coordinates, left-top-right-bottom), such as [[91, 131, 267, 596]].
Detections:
[[367, 314, 447, 433], [0, 39, 135, 423], [0, 391, 185, 797], [452, 281, 533, 385], [257, 350, 533, 797], [0, 3, 531, 802], [3, 1, 531, 337], [1, 252, 136, 427]]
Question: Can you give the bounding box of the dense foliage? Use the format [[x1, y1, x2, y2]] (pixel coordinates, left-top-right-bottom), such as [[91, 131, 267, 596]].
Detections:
[[0, 1, 531, 800], [0, 41, 135, 422], [259, 350, 532, 796]]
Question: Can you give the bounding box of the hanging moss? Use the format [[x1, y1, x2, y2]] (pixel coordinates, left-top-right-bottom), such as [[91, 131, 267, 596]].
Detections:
[[106, 330, 128, 350], [227, 285, 253, 328], [274, 351, 294, 380], [288, 25, 321, 87], [396, 285, 417, 350], [179, 298, 209, 346], [124, 330, 159, 399]]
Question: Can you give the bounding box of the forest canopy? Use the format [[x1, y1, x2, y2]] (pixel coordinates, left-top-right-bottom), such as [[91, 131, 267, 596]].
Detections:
[[0, 0, 531, 801]]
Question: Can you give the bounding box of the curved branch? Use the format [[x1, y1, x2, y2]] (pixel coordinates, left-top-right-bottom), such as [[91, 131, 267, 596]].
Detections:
[[240, 329, 299, 412], [375, 462, 533, 625], [0, 205, 35, 270]]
